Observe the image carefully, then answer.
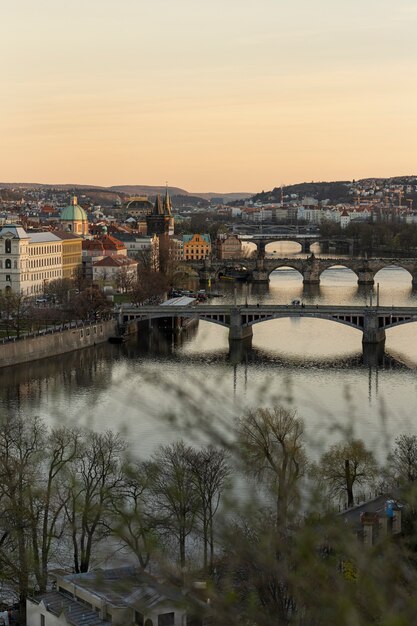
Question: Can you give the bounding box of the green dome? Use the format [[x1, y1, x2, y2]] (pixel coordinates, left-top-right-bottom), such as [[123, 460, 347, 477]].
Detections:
[[61, 196, 87, 222]]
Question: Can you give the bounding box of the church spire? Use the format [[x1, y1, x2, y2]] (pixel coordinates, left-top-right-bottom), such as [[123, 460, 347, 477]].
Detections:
[[153, 194, 164, 215], [163, 183, 172, 216]]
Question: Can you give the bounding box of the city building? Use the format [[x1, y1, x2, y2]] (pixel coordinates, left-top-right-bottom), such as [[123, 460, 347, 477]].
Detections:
[[146, 189, 174, 237], [0, 225, 63, 295], [92, 255, 138, 285], [216, 234, 242, 259], [183, 234, 211, 260], [54, 231, 83, 279], [60, 196, 89, 236], [27, 567, 206, 626], [112, 232, 159, 270], [124, 195, 154, 218]]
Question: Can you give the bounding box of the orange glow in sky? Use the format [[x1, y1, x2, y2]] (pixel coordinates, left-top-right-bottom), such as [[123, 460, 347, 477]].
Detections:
[[1, 0, 417, 192]]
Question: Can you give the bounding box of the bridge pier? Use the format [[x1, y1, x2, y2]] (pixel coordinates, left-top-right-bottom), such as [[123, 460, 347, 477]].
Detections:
[[229, 337, 253, 364], [357, 269, 375, 285], [362, 342, 385, 367], [251, 269, 270, 283], [251, 258, 270, 283], [362, 311, 386, 345], [229, 308, 254, 342]]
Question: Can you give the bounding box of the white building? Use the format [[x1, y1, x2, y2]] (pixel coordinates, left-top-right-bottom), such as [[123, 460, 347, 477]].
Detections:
[[0, 225, 63, 295], [27, 567, 206, 626]]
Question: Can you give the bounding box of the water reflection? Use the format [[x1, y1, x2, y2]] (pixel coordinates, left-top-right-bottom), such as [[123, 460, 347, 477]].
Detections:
[[1, 244, 417, 457]]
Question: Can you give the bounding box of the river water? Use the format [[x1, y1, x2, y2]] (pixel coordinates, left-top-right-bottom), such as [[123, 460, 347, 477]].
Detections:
[[1, 242, 417, 462]]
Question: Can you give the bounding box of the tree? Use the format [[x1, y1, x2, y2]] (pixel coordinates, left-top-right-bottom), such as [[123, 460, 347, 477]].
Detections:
[[62, 430, 126, 573], [110, 460, 157, 569], [116, 267, 134, 294], [313, 439, 378, 508], [387, 434, 417, 484], [187, 446, 230, 572], [29, 427, 80, 592], [0, 292, 30, 338], [236, 407, 306, 527], [43, 278, 73, 304], [131, 270, 168, 305], [146, 441, 201, 569], [69, 286, 111, 321], [0, 415, 46, 615]]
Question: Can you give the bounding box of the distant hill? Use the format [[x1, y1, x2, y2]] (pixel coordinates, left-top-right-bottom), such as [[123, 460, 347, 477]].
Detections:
[[0, 182, 253, 204], [252, 181, 352, 204], [110, 184, 189, 197]]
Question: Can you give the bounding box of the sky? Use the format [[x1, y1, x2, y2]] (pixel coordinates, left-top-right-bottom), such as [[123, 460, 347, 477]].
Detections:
[[1, 0, 417, 192]]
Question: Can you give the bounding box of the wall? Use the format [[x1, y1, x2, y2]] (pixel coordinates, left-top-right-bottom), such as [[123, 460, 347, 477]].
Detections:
[[0, 320, 117, 368], [27, 601, 66, 626]]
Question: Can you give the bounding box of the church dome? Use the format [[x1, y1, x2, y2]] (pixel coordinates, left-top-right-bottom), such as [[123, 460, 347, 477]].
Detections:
[[61, 196, 88, 222]]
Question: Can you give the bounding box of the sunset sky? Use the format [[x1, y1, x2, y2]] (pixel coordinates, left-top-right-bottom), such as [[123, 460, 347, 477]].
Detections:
[[1, 0, 417, 192]]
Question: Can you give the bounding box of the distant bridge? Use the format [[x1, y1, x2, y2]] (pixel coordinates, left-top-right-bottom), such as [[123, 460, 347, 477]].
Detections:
[[120, 304, 417, 352], [187, 256, 417, 284], [232, 232, 356, 254]]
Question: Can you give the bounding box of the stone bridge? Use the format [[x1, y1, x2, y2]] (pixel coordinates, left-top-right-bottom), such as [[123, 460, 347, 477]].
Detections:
[[187, 256, 417, 285], [240, 234, 355, 256], [120, 303, 417, 353]]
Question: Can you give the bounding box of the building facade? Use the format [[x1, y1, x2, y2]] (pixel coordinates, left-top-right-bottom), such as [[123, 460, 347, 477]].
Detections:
[[54, 231, 83, 279], [216, 235, 242, 259], [0, 225, 63, 295], [183, 234, 211, 261]]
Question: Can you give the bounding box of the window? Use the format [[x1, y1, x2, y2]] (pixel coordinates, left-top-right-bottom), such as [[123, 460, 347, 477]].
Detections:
[[5, 259, 11, 269], [5, 239, 11, 254], [158, 613, 174, 626], [6, 275, 10, 282]]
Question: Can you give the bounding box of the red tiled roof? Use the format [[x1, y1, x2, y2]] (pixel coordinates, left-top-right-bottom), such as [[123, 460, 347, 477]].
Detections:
[[93, 256, 137, 267]]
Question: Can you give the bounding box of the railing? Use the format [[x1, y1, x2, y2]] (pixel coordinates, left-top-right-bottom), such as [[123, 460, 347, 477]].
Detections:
[[0, 317, 112, 345]]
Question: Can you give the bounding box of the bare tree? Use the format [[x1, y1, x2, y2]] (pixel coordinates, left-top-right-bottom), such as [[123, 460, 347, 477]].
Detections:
[[43, 278, 73, 304], [63, 430, 126, 573], [312, 439, 378, 508], [0, 292, 30, 338], [0, 415, 46, 614], [387, 434, 417, 485], [146, 441, 201, 569], [236, 407, 306, 527], [131, 270, 168, 305], [68, 286, 111, 321], [187, 446, 230, 572], [110, 460, 156, 569], [29, 427, 80, 591]]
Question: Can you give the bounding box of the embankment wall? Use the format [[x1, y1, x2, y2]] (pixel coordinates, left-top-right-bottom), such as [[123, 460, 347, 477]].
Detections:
[[0, 320, 117, 368]]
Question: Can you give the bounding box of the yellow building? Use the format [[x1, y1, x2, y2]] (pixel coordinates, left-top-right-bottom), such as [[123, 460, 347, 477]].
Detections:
[[182, 234, 211, 261], [55, 231, 83, 279]]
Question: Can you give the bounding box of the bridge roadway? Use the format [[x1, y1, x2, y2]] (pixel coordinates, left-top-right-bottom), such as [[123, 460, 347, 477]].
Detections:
[[120, 304, 417, 352]]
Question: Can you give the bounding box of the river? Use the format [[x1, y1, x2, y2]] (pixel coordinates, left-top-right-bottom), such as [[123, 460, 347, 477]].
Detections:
[[1, 242, 417, 462]]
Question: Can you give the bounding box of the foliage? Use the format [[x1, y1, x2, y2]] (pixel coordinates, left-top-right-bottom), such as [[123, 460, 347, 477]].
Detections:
[[237, 407, 306, 525], [311, 439, 378, 508]]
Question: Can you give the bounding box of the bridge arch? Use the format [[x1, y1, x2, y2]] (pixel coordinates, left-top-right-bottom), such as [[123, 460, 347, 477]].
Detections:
[[318, 264, 359, 281], [264, 240, 304, 255], [373, 263, 415, 283], [267, 262, 305, 280], [241, 312, 365, 333]]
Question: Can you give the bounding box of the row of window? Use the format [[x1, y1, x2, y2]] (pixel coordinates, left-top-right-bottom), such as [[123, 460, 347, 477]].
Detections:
[[3, 239, 62, 255], [4, 270, 61, 283]]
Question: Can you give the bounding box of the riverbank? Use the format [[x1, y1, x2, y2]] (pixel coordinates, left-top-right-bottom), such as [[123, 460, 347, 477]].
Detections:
[[0, 319, 117, 368]]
